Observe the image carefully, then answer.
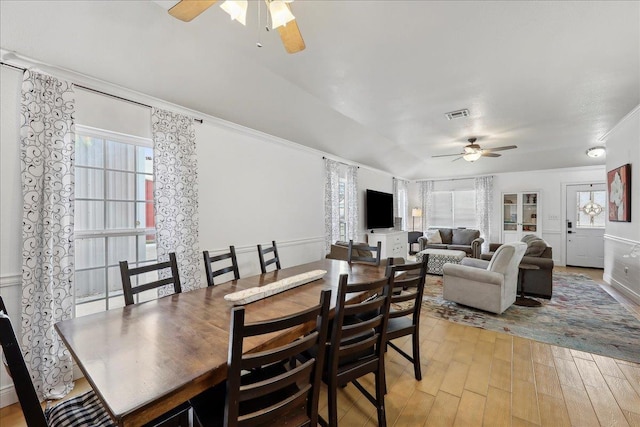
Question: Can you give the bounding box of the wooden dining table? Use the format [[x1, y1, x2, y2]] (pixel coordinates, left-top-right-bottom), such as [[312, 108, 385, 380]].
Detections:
[[55, 258, 390, 427]]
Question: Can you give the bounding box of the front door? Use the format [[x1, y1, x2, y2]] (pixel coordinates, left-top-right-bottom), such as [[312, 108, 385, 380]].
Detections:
[[566, 184, 606, 268]]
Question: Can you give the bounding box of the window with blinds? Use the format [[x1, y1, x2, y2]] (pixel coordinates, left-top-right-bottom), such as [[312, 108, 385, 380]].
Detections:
[[431, 190, 476, 228]]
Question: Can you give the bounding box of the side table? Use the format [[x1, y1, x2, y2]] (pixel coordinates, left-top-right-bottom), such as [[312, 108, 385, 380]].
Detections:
[[514, 263, 541, 307]]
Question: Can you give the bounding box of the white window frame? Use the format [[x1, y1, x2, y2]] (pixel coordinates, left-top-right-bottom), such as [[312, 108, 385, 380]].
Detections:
[[74, 125, 155, 316]]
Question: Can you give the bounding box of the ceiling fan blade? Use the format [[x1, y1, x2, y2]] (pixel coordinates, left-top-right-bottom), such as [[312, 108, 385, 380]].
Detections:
[[451, 156, 463, 162], [278, 19, 305, 53], [168, 0, 217, 22], [432, 153, 464, 158], [482, 152, 502, 158], [483, 145, 518, 152]]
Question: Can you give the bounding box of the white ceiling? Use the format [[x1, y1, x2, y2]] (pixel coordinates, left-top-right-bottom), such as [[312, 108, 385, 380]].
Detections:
[[1, 1, 638, 179]]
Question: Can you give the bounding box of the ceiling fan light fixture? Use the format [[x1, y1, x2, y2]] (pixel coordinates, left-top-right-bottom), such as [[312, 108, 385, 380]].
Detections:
[[463, 152, 482, 162], [269, 0, 295, 29], [220, 0, 248, 25], [586, 146, 606, 158]]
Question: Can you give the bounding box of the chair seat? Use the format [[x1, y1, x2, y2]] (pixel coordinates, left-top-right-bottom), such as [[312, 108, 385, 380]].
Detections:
[[45, 391, 115, 427], [190, 363, 308, 427], [386, 316, 414, 340]]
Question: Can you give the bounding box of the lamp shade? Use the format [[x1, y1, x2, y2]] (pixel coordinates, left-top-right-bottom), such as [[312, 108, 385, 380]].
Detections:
[[220, 0, 248, 25], [412, 208, 422, 217], [269, 0, 295, 29]]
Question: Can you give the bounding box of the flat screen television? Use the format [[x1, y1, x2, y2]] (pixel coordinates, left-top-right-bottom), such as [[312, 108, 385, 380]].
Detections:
[[366, 189, 394, 229]]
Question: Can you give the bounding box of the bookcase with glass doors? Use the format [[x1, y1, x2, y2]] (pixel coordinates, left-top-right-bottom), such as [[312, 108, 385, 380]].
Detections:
[[502, 191, 541, 243]]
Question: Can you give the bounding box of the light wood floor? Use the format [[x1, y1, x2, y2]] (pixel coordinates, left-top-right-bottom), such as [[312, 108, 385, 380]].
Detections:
[[2, 267, 639, 427]]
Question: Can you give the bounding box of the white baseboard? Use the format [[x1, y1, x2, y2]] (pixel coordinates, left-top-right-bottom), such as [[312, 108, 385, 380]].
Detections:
[[605, 272, 640, 305]]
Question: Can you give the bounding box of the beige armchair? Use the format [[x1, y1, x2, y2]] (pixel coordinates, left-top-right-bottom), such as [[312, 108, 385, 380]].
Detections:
[[442, 242, 527, 314]]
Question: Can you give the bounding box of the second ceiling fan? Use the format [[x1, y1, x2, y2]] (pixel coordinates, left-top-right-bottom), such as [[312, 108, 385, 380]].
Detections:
[[432, 138, 517, 162], [167, 0, 305, 54]]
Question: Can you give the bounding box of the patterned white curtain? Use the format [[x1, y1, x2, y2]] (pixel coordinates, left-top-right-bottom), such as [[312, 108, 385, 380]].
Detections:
[[20, 70, 75, 399], [345, 165, 359, 241], [393, 178, 409, 230], [151, 108, 201, 293], [324, 159, 341, 253], [420, 180, 435, 231], [475, 176, 493, 252]]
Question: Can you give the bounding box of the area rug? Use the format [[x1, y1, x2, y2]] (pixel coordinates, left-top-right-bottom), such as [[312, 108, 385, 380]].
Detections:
[[421, 272, 640, 363]]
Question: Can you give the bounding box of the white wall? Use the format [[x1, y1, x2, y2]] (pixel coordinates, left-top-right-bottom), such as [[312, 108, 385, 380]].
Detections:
[[602, 105, 640, 303], [408, 165, 606, 266]]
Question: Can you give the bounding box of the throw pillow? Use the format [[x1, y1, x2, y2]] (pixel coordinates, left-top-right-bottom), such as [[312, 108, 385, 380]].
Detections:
[[424, 229, 442, 244], [452, 228, 480, 245]]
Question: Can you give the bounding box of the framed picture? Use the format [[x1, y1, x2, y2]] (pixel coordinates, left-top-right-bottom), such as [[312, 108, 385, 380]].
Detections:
[[607, 163, 631, 222]]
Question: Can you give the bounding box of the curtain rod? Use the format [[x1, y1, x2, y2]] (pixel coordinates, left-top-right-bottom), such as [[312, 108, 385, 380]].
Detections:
[[414, 175, 493, 183], [322, 156, 360, 169], [1, 61, 203, 124]]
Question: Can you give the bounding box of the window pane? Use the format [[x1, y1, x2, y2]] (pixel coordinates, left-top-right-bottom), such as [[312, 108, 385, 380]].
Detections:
[[75, 268, 106, 304], [137, 234, 157, 262], [432, 192, 453, 227], [75, 201, 105, 231], [137, 174, 154, 202], [75, 167, 104, 199], [106, 140, 135, 171], [107, 266, 124, 294], [576, 190, 606, 228], [136, 146, 153, 174], [453, 190, 475, 228], [107, 171, 135, 200], [76, 136, 103, 168], [75, 238, 105, 269], [136, 202, 154, 228], [106, 201, 135, 229], [108, 236, 137, 265]]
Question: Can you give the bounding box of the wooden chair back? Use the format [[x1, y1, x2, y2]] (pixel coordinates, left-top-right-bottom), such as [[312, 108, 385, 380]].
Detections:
[[386, 257, 428, 328], [119, 252, 182, 306], [203, 246, 240, 286], [0, 297, 48, 427], [257, 240, 281, 274], [225, 290, 331, 426], [347, 240, 382, 265]]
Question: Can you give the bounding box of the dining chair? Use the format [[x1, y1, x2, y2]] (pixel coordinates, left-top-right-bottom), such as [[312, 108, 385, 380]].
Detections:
[[385, 256, 428, 381], [0, 297, 190, 427], [189, 290, 331, 427], [320, 273, 392, 427], [257, 240, 281, 274], [203, 246, 240, 286], [119, 252, 181, 306], [347, 240, 382, 266]]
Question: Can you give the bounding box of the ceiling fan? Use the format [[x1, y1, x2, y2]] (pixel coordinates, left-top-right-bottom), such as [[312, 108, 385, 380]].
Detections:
[[432, 138, 517, 162], [167, 0, 305, 54]]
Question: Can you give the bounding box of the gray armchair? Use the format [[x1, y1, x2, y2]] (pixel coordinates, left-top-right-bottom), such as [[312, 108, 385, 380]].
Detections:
[[442, 242, 527, 314]]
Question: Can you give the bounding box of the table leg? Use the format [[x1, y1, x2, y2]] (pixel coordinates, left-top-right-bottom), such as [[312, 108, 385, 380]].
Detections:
[[514, 268, 542, 307]]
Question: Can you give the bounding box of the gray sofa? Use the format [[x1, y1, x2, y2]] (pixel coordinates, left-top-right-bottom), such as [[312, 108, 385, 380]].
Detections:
[[418, 228, 484, 258], [480, 235, 554, 298]]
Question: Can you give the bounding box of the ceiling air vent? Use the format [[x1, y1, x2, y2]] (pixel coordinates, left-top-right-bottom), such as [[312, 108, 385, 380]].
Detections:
[[445, 109, 470, 120]]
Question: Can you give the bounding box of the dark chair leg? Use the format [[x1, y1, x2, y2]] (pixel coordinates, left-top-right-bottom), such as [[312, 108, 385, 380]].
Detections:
[[327, 378, 339, 427], [375, 369, 387, 427], [412, 331, 422, 381]]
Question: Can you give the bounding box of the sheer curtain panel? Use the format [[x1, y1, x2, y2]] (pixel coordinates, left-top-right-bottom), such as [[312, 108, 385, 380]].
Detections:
[[151, 108, 201, 293], [345, 165, 359, 241], [393, 178, 409, 230], [20, 70, 76, 399], [419, 180, 435, 231], [324, 159, 340, 253], [475, 176, 493, 252]]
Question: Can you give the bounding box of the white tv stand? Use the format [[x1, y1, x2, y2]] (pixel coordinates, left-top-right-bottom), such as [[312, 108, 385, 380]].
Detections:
[[367, 230, 408, 259]]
